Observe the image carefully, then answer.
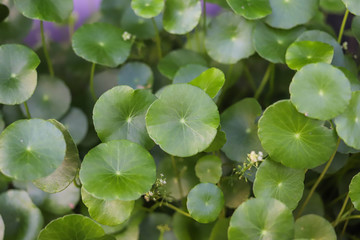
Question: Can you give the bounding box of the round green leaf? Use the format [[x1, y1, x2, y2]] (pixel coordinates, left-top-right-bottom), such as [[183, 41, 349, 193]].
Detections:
[[195, 155, 222, 184], [228, 198, 294, 240], [0, 4, 9, 22], [219, 176, 250, 209], [146, 84, 220, 157], [294, 214, 336, 240], [221, 98, 264, 163], [258, 100, 337, 169], [253, 22, 305, 64], [265, 0, 318, 29], [189, 68, 225, 98], [209, 218, 230, 240], [253, 159, 305, 210], [93, 86, 156, 149], [352, 16, 360, 43], [0, 190, 43, 240], [38, 214, 105, 240], [80, 139, 156, 201], [60, 107, 88, 145], [342, 0, 360, 15], [0, 44, 40, 105], [33, 119, 80, 193], [226, 0, 272, 20], [187, 183, 224, 223], [349, 172, 360, 210], [163, 0, 201, 34], [173, 64, 208, 84], [286, 41, 334, 70], [205, 12, 255, 64], [118, 62, 153, 89], [158, 49, 207, 79], [0, 119, 66, 181], [296, 30, 345, 67], [172, 212, 214, 240], [20, 75, 71, 119], [335, 91, 360, 149], [72, 22, 132, 67], [14, 0, 73, 23], [121, 6, 162, 40], [290, 63, 351, 120], [81, 188, 134, 226], [131, 0, 164, 18]]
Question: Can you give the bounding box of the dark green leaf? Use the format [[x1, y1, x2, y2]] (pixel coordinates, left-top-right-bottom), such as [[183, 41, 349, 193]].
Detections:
[[72, 22, 132, 67], [253, 22, 305, 64], [219, 176, 250, 209], [38, 214, 105, 240], [221, 98, 264, 163], [118, 62, 153, 89], [158, 49, 207, 79], [14, 0, 73, 23], [0, 4, 9, 22], [131, 0, 164, 18], [60, 107, 88, 145], [227, 0, 272, 20], [173, 64, 208, 84], [258, 100, 337, 169]]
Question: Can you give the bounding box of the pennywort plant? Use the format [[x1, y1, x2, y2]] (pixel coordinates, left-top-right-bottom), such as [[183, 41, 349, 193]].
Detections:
[[0, 0, 360, 239]]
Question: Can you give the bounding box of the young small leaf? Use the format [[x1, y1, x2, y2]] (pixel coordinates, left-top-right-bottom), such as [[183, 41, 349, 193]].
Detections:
[[285, 41, 334, 70], [187, 183, 225, 223]]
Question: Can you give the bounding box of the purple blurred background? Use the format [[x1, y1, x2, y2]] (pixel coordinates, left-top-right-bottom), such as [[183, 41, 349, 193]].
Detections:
[[24, 0, 221, 46]]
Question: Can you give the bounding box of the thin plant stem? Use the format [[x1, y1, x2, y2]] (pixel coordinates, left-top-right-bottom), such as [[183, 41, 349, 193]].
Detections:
[[254, 63, 273, 99], [296, 138, 341, 218], [203, 0, 207, 34], [89, 62, 96, 101], [341, 218, 349, 236], [152, 18, 162, 59], [335, 215, 360, 224], [40, 21, 54, 77], [334, 192, 350, 226], [338, 9, 349, 44], [171, 155, 184, 199], [164, 202, 192, 218], [242, 64, 256, 92], [23, 102, 31, 119]]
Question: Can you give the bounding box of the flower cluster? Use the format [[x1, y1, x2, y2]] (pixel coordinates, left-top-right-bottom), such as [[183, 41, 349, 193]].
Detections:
[[144, 173, 171, 202], [234, 151, 264, 181]]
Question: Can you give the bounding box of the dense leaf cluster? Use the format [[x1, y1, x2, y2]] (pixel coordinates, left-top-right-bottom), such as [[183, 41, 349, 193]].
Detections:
[[0, 0, 360, 239]]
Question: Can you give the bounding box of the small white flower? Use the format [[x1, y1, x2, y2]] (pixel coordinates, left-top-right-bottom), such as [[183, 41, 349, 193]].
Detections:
[[122, 31, 132, 41], [149, 191, 153, 196], [342, 41, 348, 50]]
